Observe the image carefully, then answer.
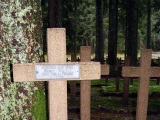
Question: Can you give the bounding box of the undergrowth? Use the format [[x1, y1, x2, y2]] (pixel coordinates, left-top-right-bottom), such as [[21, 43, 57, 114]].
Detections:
[[31, 88, 48, 120]]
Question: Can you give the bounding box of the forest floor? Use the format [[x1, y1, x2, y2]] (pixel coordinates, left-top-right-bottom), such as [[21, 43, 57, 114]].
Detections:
[[67, 79, 160, 120]]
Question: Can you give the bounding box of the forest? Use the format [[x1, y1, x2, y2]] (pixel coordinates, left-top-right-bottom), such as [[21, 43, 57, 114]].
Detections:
[[42, 0, 160, 65]]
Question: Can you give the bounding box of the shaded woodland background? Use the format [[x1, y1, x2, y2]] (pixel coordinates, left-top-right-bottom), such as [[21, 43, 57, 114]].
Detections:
[[42, 0, 160, 66]]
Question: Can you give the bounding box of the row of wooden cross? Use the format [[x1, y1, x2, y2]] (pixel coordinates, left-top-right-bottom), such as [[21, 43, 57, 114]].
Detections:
[[13, 28, 160, 120]]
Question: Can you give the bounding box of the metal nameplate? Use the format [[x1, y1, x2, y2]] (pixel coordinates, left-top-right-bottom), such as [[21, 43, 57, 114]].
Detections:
[[35, 64, 80, 80]]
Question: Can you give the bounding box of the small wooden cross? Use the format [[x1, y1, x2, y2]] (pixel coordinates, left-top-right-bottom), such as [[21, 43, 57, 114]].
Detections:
[[80, 46, 92, 120], [79, 46, 109, 120], [13, 28, 100, 120], [122, 49, 160, 120]]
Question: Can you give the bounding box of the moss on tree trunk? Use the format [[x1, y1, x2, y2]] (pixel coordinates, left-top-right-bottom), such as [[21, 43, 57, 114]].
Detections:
[[0, 0, 44, 119]]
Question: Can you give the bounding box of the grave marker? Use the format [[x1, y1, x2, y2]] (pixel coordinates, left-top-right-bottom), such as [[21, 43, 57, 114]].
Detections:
[[13, 28, 101, 120], [122, 49, 160, 120], [101, 64, 109, 76], [70, 54, 77, 103], [80, 46, 109, 120], [80, 46, 91, 120]]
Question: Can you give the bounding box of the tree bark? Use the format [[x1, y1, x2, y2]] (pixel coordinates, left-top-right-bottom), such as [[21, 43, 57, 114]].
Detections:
[[96, 0, 104, 64], [0, 0, 43, 119], [147, 0, 151, 49], [126, 0, 138, 66], [49, 0, 62, 28], [108, 0, 118, 65], [74, 0, 77, 54]]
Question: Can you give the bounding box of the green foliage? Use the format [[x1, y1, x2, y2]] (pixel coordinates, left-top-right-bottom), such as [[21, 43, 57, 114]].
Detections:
[[45, 0, 160, 53], [78, 1, 96, 42], [101, 79, 160, 94], [31, 88, 47, 120], [90, 79, 160, 119]]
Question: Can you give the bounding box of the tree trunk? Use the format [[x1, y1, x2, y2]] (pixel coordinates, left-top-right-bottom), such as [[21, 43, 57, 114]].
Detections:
[[74, 0, 77, 54], [49, 0, 62, 27], [126, 0, 138, 66], [96, 0, 104, 64], [108, 0, 118, 65], [147, 0, 151, 49], [0, 0, 43, 119]]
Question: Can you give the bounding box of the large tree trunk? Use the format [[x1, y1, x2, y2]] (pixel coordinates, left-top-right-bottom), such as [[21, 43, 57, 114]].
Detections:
[[96, 0, 104, 64], [0, 0, 43, 119], [108, 0, 118, 65], [126, 0, 138, 66]]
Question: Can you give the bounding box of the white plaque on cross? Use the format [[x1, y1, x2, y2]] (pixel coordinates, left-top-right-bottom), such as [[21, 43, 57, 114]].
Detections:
[[35, 64, 80, 79]]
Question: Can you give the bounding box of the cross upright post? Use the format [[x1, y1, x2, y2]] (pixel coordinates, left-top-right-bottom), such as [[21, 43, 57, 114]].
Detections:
[[47, 28, 67, 120], [80, 46, 91, 120], [122, 49, 160, 120], [13, 28, 101, 120], [80, 46, 109, 120]]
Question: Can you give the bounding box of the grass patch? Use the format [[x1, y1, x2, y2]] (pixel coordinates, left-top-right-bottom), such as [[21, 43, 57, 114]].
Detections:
[[100, 79, 160, 94], [68, 79, 160, 119], [90, 79, 160, 113], [91, 80, 107, 86], [31, 88, 48, 120]]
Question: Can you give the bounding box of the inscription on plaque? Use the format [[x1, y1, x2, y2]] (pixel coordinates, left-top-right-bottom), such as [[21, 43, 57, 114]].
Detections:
[[35, 64, 80, 79]]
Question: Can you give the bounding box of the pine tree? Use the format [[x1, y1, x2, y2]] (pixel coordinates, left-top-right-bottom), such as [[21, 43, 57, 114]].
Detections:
[[108, 0, 118, 65], [49, 0, 62, 27], [126, 0, 138, 65], [96, 0, 104, 64]]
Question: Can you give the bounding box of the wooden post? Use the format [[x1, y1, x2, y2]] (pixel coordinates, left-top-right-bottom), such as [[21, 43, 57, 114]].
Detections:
[[115, 59, 121, 92], [70, 54, 77, 103], [122, 49, 160, 120], [47, 29, 67, 120], [13, 28, 101, 120], [80, 46, 91, 120], [122, 56, 130, 105], [80, 46, 109, 120]]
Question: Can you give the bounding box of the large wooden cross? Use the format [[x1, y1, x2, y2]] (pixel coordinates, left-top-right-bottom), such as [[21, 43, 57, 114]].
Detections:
[[13, 28, 100, 120], [122, 49, 160, 120]]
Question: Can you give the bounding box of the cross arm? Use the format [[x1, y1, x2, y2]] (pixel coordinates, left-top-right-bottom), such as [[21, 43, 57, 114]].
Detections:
[[150, 67, 160, 77], [13, 62, 100, 82], [101, 65, 109, 75], [122, 66, 141, 77]]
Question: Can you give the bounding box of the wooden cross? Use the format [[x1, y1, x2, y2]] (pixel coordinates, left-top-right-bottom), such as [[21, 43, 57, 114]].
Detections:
[[79, 46, 109, 120], [80, 46, 92, 120], [13, 28, 100, 120], [122, 49, 160, 120]]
